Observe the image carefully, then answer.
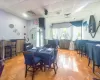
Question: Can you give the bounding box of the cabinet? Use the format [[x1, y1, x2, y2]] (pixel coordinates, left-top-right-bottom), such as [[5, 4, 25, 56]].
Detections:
[[59, 39, 70, 49], [16, 40, 24, 53]]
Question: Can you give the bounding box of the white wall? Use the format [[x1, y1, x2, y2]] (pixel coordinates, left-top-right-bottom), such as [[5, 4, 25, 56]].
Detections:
[[82, 4, 100, 41], [0, 10, 27, 40]]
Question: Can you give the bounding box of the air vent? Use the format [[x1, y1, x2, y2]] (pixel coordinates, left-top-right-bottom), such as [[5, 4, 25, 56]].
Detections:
[[64, 13, 71, 16], [26, 10, 36, 16], [64, 13, 71, 18], [56, 10, 61, 14]]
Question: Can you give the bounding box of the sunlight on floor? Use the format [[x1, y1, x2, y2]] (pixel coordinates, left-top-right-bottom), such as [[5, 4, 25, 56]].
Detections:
[[58, 54, 78, 72]]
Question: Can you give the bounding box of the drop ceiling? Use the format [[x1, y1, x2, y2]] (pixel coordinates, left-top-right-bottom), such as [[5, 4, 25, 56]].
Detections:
[[0, 0, 100, 21]]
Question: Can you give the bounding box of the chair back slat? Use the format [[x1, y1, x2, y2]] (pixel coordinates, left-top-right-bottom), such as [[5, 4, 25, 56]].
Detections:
[[93, 46, 100, 65], [23, 51, 34, 65]]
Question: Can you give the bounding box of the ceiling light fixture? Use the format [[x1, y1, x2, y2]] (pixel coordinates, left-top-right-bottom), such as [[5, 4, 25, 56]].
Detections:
[[23, 13, 28, 18]]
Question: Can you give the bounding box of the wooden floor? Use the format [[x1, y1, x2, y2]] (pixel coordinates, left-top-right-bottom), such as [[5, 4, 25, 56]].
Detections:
[[0, 49, 100, 80]]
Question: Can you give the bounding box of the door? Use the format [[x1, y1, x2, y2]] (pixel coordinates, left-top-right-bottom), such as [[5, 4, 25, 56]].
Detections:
[[29, 28, 37, 47]]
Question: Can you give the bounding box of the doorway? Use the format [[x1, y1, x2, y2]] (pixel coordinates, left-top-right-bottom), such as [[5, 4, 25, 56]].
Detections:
[[29, 28, 37, 47]]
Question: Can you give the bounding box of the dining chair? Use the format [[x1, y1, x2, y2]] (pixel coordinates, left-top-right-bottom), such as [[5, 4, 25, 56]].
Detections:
[[75, 40, 81, 54], [92, 46, 100, 73], [23, 51, 42, 80], [10, 40, 17, 56], [24, 43, 33, 51], [43, 49, 58, 74], [53, 49, 58, 69], [5, 40, 17, 59], [87, 43, 100, 67], [5, 45, 12, 58], [87, 43, 94, 66], [43, 44, 52, 48], [0, 60, 4, 77]]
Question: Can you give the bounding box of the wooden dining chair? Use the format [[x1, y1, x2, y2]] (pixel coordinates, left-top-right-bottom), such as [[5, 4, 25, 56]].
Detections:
[[92, 46, 100, 73], [5, 40, 17, 59], [23, 51, 43, 80], [10, 40, 17, 56], [43, 49, 58, 74], [0, 61, 4, 77]]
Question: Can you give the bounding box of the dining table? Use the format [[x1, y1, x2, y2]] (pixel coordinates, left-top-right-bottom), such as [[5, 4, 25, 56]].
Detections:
[[27, 47, 55, 67]]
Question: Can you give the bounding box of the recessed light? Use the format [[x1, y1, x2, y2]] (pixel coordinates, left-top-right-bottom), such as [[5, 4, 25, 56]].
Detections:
[[23, 13, 28, 18]]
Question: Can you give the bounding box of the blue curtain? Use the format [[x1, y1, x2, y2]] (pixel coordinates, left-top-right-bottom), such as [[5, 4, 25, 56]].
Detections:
[[70, 21, 82, 27]]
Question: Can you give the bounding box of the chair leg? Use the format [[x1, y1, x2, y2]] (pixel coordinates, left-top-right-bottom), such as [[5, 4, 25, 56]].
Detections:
[[76, 49, 78, 54], [81, 51, 83, 57], [15, 51, 17, 56], [53, 63, 56, 74], [40, 62, 43, 71], [25, 65, 27, 78], [44, 65, 46, 72], [55, 62, 58, 69], [79, 50, 81, 54], [78, 51, 80, 54], [32, 66, 34, 80], [55, 60, 58, 69], [93, 61, 95, 73], [88, 58, 90, 66], [5, 48, 7, 58], [10, 48, 12, 58], [77, 50, 79, 54]]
